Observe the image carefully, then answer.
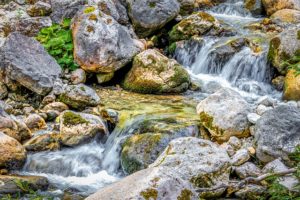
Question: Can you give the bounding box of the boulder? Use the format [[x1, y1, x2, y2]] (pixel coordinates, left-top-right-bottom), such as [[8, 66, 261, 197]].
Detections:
[[24, 114, 47, 132], [230, 149, 250, 166], [262, 0, 300, 16], [72, 5, 144, 73], [244, 0, 263, 15], [59, 111, 107, 146], [1, 32, 61, 95], [271, 9, 300, 24], [235, 184, 266, 200], [123, 49, 190, 94], [197, 88, 251, 143], [0, 175, 48, 194], [58, 84, 100, 110], [23, 133, 61, 151], [283, 69, 300, 101], [0, 132, 26, 169], [26, 1, 52, 17], [50, 0, 86, 23], [70, 68, 86, 84], [42, 102, 69, 113], [254, 105, 300, 163], [13, 17, 52, 37], [234, 162, 261, 179], [126, 0, 180, 37]]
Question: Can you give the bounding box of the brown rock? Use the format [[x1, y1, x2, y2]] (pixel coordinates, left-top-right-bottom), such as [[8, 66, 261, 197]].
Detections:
[[283, 69, 300, 101]]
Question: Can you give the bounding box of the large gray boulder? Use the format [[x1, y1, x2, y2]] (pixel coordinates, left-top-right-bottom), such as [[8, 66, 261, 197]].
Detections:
[[126, 0, 180, 37], [1, 33, 61, 96], [197, 88, 252, 143], [254, 105, 300, 164], [87, 137, 230, 199], [72, 5, 144, 73], [50, 0, 86, 23]]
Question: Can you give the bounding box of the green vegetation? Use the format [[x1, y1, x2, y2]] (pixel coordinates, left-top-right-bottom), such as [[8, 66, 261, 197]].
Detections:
[[84, 6, 96, 14], [281, 55, 300, 76], [63, 111, 89, 126], [36, 19, 78, 70], [140, 188, 158, 200]]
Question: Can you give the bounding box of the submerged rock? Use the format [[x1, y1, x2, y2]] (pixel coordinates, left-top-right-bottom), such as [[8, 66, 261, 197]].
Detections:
[[59, 111, 107, 147], [1, 32, 61, 96], [0, 132, 26, 170], [72, 5, 144, 73], [58, 84, 100, 110], [126, 0, 180, 37], [283, 69, 300, 101], [0, 175, 48, 194], [197, 88, 251, 143], [254, 105, 300, 164], [123, 49, 190, 94]]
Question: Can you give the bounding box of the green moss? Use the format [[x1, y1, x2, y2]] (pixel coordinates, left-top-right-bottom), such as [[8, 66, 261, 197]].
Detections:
[[297, 30, 300, 40], [84, 6, 96, 14], [199, 111, 224, 138], [80, 86, 86, 92], [140, 188, 158, 200], [177, 189, 193, 200], [62, 111, 89, 126], [168, 42, 177, 54], [170, 65, 190, 85], [149, 2, 156, 8]]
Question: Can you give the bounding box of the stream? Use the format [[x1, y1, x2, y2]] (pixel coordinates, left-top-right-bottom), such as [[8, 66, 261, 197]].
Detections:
[[17, 0, 281, 198]]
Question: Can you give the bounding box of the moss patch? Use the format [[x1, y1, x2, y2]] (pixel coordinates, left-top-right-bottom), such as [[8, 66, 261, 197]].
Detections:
[[62, 111, 89, 126], [177, 189, 193, 200], [84, 6, 96, 14], [140, 188, 158, 200]]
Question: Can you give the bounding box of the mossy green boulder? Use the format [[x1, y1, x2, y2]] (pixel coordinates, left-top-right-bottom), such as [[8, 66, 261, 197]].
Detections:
[[283, 69, 300, 101], [123, 49, 191, 94]]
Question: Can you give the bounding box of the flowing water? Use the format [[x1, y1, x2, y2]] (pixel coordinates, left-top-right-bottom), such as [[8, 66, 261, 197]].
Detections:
[[18, 0, 281, 197]]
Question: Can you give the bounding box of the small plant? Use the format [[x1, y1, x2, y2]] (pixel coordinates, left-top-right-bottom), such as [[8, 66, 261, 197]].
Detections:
[[281, 55, 300, 76], [36, 18, 78, 70]]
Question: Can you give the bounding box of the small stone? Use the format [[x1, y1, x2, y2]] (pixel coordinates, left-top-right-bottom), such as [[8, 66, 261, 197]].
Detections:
[[249, 126, 255, 136], [286, 100, 298, 107], [23, 106, 35, 115], [247, 113, 261, 124], [96, 72, 114, 84], [70, 69, 86, 85], [235, 162, 261, 179], [228, 136, 242, 150], [256, 105, 271, 116], [41, 94, 56, 105], [231, 149, 250, 166], [247, 147, 256, 155], [257, 96, 276, 107], [25, 114, 46, 131], [235, 184, 266, 200], [0, 169, 8, 175], [224, 144, 236, 157], [42, 102, 69, 113]]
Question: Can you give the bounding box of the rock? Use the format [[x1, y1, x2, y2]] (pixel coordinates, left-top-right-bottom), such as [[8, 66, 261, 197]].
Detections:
[[151, 137, 231, 198], [1, 32, 61, 96], [50, 0, 86, 23], [245, 0, 263, 15], [247, 113, 261, 124], [0, 83, 8, 100], [72, 5, 144, 73], [123, 49, 190, 94], [24, 114, 47, 131], [42, 102, 69, 113], [86, 167, 198, 200], [126, 0, 180, 37], [262, 0, 300, 16], [178, 0, 196, 15], [27, 1, 52, 17], [268, 27, 300, 74], [0, 175, 48, 194], [13, 17, 52, 37], [70, 68, 86, 84], [263, 159, 299, 191], [231, 149, 250, 166], [0, 132, 26, 170], [257, 96, 276, 107], [272, 75, 285, 90], [283, 69, 300, 101], [254, 105, 300, 164], [256, 104, 271, 115], [271, 9, 300, 24], [227, 136, 242, 150], [197, 88, 251, 143], [58, 84, 100, 110], [224, 144, 235, 157], [96, 72, 114, 84], [169, 12, 220, 42], [23, 106, 35, 115], [235, 184, 266, 200], [234, 162, 261, 179], [59, 111, 107, 146], [23, 133, 61, 151], [121, 122, 199, 174]]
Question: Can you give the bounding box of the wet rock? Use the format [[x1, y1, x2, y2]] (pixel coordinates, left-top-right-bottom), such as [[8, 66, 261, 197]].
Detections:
[[245, 0, 263, 16], [262, 0, 300, 16], [1, 32, 61, 95], [50, 0, 86, 23], [123, 49, 190, 94], [58, 84, 100, 110], [0, 83, 8, 100], [0, 175, 48, 194], [235, 184, 266, 200], [13, 17, 52, 37], [121, 122, 199, 174], [126, 0, 180, 37], [254, 105, 300, 164], [257, 96, 276, 107], [0, 132, 26, 170], [283, 69, 300, 101], [24, 133, 61, 151], [197, 88, 251, 143], [70, 68, 86, 85], [96, 72, 114, 84], [247, 113, 261, 124], [231, 149, 250, 166], [263, 159, 299, 191], [268, 27, 300, 74], [59, 111, 107, 147], [271, 9, 300, 24], [24, 113, 47, 132], [27, 1, 52, 17], [234, 162, 261, 179], [72, 5, 144, 73]]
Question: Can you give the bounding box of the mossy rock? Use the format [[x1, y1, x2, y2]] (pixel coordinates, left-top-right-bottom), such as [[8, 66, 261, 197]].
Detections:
[[283, 69, 300, 101]]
